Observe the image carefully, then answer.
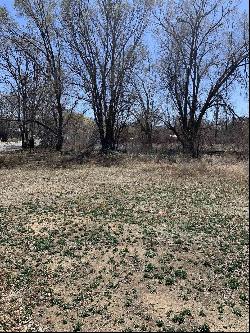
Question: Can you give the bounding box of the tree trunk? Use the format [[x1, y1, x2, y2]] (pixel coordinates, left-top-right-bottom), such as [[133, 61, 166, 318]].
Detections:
[[21, 132, 26, 149], [55, 107, 64, 152], [21, 124, 29, 149], [101, 134, 116, 153], [140, 121, 153, 153], [145, 130, 153, 151], [55, 127, 63, 151], [100, 121, 116, 153], [215, 106, 219, 144], [182, 135, 200, 158], [56, 134, 63, 151]]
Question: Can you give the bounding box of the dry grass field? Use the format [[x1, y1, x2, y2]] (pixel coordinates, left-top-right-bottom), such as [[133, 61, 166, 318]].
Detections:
[[0, 152, 249, 332]]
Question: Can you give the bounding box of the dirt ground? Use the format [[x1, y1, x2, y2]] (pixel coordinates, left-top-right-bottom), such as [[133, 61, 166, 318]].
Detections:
[[0, 153, 249, 332]]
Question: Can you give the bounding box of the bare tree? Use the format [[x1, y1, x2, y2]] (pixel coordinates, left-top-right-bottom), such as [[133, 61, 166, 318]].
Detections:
[[0, 38, 47, 147], [157, 0, 249, 157], [13, 0, 68, 151], [132, 59, 161, 151], [62, 0, 152, 152]]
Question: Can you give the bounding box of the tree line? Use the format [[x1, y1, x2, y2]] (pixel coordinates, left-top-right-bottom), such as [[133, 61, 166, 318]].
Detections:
[[0, 0, 248, 157]]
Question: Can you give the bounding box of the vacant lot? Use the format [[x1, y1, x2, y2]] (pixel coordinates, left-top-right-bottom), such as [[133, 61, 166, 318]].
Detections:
[[0, 155, 249, 332]]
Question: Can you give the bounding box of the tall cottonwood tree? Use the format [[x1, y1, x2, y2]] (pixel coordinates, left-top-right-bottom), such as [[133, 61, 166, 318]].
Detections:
[[158, 0, 249, 157], [14, 0, 67, 151], [62, 0, 152, 152]]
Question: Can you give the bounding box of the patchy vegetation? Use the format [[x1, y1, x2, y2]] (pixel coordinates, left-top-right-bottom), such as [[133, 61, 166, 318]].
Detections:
[[0, 156, 249, 332]]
